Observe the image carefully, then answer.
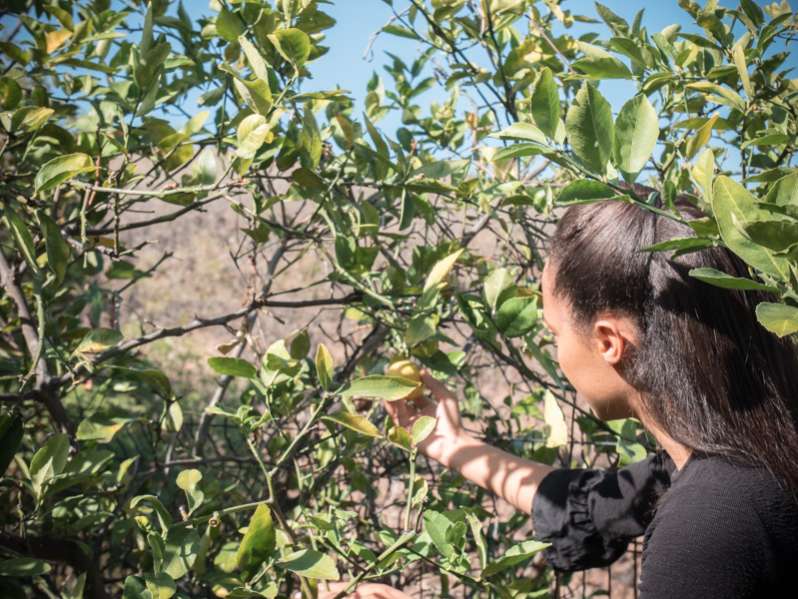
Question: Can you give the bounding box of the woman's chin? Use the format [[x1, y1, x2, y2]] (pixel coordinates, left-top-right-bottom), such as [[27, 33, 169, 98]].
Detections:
[[589, 400, 634, 421]]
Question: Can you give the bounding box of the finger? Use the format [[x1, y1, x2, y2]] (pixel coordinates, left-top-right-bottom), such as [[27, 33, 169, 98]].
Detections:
[[395, 398, 413, 423], [383, 399, 398, 421], [419, 370, 459, 421], [419, 370, 454, 400], [413, 394, 436, 414]]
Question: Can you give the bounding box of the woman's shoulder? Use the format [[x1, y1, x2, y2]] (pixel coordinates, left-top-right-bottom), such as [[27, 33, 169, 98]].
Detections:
[[669, 451, 796, 504], [651, 451, 798, 546], [639, 453, 798, 597]]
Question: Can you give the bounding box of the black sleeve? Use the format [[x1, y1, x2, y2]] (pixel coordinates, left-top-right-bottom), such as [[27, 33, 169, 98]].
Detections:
[[531, 449, 675, 572], [638, 481, 766, 599]]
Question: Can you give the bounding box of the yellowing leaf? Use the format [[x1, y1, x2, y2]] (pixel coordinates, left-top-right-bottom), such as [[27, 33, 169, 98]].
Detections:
[[73, 328, 123, 355], [685, 114, 718, 159], [411, 415, 436, 446], [315, 343, 334, 390], [544, 390, 568, 448], [236, 114, 271, 160], [423, 248, 464, 293], [45, 29, 72, 54], [732, 38, 753, 98], [323, 411, 381, 438], [756, 302, 798, 338], [176, 469, 202, 491]]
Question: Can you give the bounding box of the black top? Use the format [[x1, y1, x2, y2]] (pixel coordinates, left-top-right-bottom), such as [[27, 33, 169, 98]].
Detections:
[[531, 449, 798, 598]]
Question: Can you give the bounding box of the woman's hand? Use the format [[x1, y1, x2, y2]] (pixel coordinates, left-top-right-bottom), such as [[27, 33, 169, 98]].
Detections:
[[318, 581, 412, 599], [383, 369, 469, 465]]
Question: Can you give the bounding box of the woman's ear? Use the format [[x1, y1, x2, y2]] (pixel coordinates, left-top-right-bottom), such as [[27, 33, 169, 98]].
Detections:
[[592, 317, 633, 365]]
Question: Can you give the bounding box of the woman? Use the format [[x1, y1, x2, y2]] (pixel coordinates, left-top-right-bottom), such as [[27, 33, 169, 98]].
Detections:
[[322, 198, 798, 598]]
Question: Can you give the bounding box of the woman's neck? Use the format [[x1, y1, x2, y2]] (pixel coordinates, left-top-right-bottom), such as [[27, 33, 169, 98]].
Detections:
[[632, 393, 693, 471]]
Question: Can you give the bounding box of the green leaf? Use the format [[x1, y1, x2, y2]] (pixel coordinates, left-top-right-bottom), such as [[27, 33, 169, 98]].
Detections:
[[4, 206, 39, 273], [143, 572, 177, 599], [607, 418, 648, 466], [732, 39, 753, 99], [232, 77, 273, 116], [405, 314, 437, 347], [29, 433, 70, 498], [130, 495, 173, 531], [323, 411, 381, 438], [495, 296, 538, 337], [163, 527, 201, 580], [492, 143, 548, 162], [315, 343, 334, 390], [482, 539, 551, 577], [688, 267, 776, 292], [34, 153, 94, 193], [340, 375, 421, 402], [595, 2, 629, 34], [0, 411, 23, 475], [388, 425, 412, 450], [711, 176, 788, 277], [39, 212, 70, 284], [76, 416, 130, 443], [565, 82, 614, 174], [269, 28, 312, 67], [686, 82, 745, 112], [741, 133, 790, 148], [0, 557, 51, 577], [293, 167, 325, 191], [764, 173, 798, 207], [208, 357, 257, 378], [494, 122, 547, 145], [237, 504, 276, 575], [466, 513, 488, 570], [216, 8, 244, 42], [411, 415, 436, 446], [612, 95, 658, 179], [277, 549, 339, 580], [0, 76, 22, 110], [239, 37, 269, 81], [556, 180, 615, 204], [530, 67, 560, 139], [643, 237, 715, 255], [572, 54, 632, 79], [12, 106, 54, 132], [236, 114, 271, 160], [744, 219, 798, 252], [756, 302, 798, 337], [382, 24, 419, 39], [423, 510, 454, 559], [423, 248, 464, 292], [483, 267, 515, 312], [741, 0, 764, 27]]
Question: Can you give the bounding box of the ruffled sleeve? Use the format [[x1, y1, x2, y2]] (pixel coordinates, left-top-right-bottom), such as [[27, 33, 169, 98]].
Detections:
[[531, 449, 675, 572]]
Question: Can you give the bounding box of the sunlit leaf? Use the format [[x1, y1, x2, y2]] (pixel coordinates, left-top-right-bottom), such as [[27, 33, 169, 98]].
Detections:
[[277, 549, 339, 580]]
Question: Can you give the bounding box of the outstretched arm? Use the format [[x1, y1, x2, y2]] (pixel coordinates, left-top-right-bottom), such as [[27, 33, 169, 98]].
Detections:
[[384, 370, 555, 515]]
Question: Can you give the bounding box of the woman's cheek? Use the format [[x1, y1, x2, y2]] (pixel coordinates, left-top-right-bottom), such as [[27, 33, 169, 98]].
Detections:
[[554, 335, 576, 386]]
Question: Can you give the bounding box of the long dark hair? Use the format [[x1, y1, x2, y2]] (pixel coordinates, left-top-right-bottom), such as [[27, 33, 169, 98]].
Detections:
[[546, 196, 798, 502]]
